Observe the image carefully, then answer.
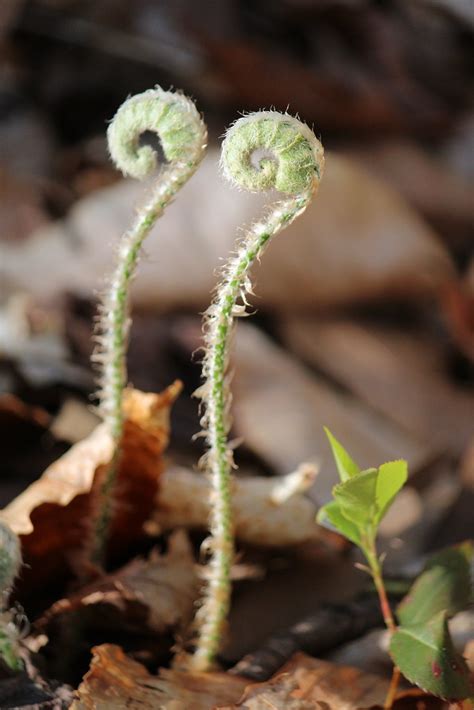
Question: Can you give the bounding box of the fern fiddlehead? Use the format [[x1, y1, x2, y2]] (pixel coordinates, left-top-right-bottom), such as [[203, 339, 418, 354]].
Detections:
[[92, 87, 207, 564], [192, 111, 324, 670]]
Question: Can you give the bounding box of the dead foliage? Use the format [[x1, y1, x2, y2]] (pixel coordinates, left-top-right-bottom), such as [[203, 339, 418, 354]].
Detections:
[[0, 384, 181, 606]]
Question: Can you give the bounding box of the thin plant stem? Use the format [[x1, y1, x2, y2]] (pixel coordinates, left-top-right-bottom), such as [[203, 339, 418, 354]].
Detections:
[[365, 538, 399, 709], [371, 559, 396, 634], [91, 88, 206, 566], [191, 112, 324, 671], [365, 539, 396, 633]]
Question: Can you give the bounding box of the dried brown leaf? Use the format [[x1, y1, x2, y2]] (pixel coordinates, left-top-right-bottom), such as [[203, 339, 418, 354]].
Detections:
[[231, 324, 433, 502], [282, 317, 474, 457], [0, 383, 181, 603], [73, 649, 447, 710], [38, 530, 197, 635], [0, 153, 454, 310], [33, 531, 198, 685], [351, 141, 474, 247], [0, 169, 49, 243], [222, 654, 447, 709], [0, 393, 51, 434]]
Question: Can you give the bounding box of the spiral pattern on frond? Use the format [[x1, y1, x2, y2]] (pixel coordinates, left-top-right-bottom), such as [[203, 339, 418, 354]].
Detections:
[[191, 111, 323, 671], [91, 87, 207, 566], [107, 87, 207, 180], [221, 111, 324, 195]]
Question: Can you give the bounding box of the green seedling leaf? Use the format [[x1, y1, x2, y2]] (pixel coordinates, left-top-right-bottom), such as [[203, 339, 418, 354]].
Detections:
[[333, 468, 378, 528], [324, 427, 360, 481], [319, 432, 409, 554], [390, 611, 473, 700], [331, 460, 408, 532], [397, 541, 473, 627], [375, 460, 408, 525], [317, 500, 362, 545]]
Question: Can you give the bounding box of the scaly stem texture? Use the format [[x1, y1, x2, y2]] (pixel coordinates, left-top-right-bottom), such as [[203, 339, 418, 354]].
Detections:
[[192, 112, 324, 671], [92, 88, 207, 565]]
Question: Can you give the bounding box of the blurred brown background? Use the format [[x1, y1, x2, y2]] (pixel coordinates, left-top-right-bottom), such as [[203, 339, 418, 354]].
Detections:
[[0, 0, 473, 560]]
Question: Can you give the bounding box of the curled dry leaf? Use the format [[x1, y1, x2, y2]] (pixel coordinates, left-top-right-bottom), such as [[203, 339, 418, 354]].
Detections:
[[0, 169, 49, 244], [223, 654, 448, 709], [282, 317, 474, 458], [152, 464, 322, 548], [0, 383, 181, 602], [35, 531, 198, 685], [72, 643, 249, 710], [0, 152, 454, 310], [231, 324, 433, 502], [38, 530, 197, 634], [350, 141, 474, 247], [73, 648, 444, 710]]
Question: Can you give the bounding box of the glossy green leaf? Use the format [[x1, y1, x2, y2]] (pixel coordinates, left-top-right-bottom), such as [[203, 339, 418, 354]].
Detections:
[[375, 460, 408, 525], [321, 431, 409, 551], [317, 500, 362, 545], [397, 541, 473, 627], [324, 427, 360, 482], [333, 468, 378, 527], [390, 611, 473, 700]]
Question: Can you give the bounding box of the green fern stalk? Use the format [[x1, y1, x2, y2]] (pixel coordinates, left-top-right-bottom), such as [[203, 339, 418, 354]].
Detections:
[[92, 87, 207, 565], [191, 111, 324, 670]]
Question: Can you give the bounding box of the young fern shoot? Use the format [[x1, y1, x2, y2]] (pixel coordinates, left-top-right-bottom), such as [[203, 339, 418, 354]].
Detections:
[[92, 88, 207, 565], [192, 112, 324, 671]]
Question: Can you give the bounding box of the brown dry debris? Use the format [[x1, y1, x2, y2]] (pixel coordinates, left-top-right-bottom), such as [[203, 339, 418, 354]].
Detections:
[[0, 153, 454, 311], [38, 530, 198, 637], [153, 465, 322, 548], [0, 383, 181, 603], [224, 654, 448, 709], [0, 393, 51, 432], [71, 643, 249, 710], [223, 653, 390, 709], [72, 648, 448, 710], [282, 317, 474, 458], [0, 169, 50, 243], [230, 324, 433, 502], [32, 531, 198, 685]]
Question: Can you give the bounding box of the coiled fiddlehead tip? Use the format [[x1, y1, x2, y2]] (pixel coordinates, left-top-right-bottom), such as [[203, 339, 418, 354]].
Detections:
[[107, 86, 207, 180], [221, 110, 324, 195]]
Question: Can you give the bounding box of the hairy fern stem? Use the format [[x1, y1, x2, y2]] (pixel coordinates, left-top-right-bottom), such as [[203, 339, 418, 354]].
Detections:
[[191, 112, 324, 670], [91, 88, 207, 565]]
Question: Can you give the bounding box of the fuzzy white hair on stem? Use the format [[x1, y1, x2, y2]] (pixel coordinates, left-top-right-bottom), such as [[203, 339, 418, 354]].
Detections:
[[191, 110, 324, 671], [91, 87, 207, 566]]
